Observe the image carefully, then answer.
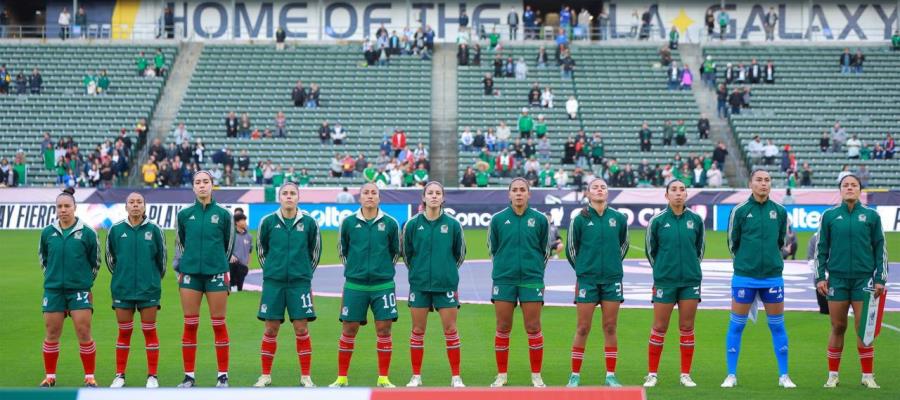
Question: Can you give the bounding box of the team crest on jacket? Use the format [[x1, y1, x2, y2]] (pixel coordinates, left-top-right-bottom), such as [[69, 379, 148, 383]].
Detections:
[[578, 288, 586, 298], [298, 224, 304, 231], [145, 231, 153, 240], [211, 214, 219, 224], [686, 220, 694, 229], [769, 210, 777, 219], [527, 218, 535, 227], [493, 286, 500, 295], [609, 218, 616, 227], [260, 304, 268, 313], [859, 214, 867, 222], [377, 222, 386, 231], [73, 231, 83, 240], [440, 224, 449, 233], [409, 292, 416, 302]]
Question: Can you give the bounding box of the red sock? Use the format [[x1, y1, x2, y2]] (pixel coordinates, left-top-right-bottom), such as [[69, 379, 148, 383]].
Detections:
[[141, 320, 159, 376], [296, 333, 312, 376], [337, 333, 355, 377], [42, 341, 60, 376], [827, 346, 842, 373], [648, 329, 665, 374], [409, 331, 425, 375], [211, 317, 229, 373], [260, 333, 277, 375], [376, 333, 392, 376], [679, 329, 695, 374], [605, 346, 618, 373], [79, 341, 96, 376], [858, 345, 874, 374], [115, 321, 134, 374], [527, 331, 544, 373], [571, 346, 585, 374], [445, 330, 461, 376], [182, 315, 199, 373], [494, 329, 510, 374]]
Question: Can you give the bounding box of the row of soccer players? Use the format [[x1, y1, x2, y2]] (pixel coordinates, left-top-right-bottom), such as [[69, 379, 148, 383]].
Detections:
[[37, 170, 886, 389]]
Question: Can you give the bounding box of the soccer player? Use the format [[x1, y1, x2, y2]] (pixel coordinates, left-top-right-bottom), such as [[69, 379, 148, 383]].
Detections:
[[487, 178, 551, 388], [38, 188, 100, 387], [106, 193, 167, 388], [565, 178, 629, 387], [402, 181, 466, 388], [815, 174, 887, 389], [253, 182, 321, 387], [721, 170, 796, 388], [643, 180, 705, 388], [330, 183, 401, 388], [174, 171, 235, 388]]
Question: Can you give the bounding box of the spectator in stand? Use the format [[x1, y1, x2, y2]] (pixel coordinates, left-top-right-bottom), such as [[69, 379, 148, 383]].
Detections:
[[96, 69, 110, 94], [74, 6, 87, 38], [507, 7, 519, 40], [697, 115, 710, 139], [763, 139, 778, 165], [537, 136, 551, 162], [457, 43, 470, 66], [818, 131, 830, 152], [560, 50, 575, 79], [528, 82, 541, 106], [482, 73, 494, 96], [703, 8, 715, 39], [471, 44, 481, 66], [173, 122, 190, 145], [141, 156, 158, 187], [728, 87, 743, 115], [706, 163, 723, 188], [736, 63, 747, 84], [135, 118, 148, 150], [391, 129, 407, 157], [460, 129, 474, 152], [192, 138, 205, 164], [496, 121, 511, 150], [662, 120, 675, 146], [836, 164, 852, 183], [472, 129, 486, 149], [714, 84, 728, 118], [669, 26, 680, 50], [681, 65, 693, 90], [234, 113, 249, 139], [845, 134, 862, 159], [748, 58, 761, 83], [839, 48, 852, 74], [518, 108, 533, 139], [135, 51, 148, 77], [225, 111, 238, 138], [781, 145, 796, 172], [341, 154, 356, 178], [533, 115, 547, 139], [331, 122, 347, 144], [741, 87, 752, 112], [493, 54, 503, 77], [0, 65, 10, 94], [555, 168, 569, 189], [274, 111, 287, 138], [691, 160, 706, 188], [540, 86, 554, 109], [515, 57, 528, 80], [764, 60, 776, 84], [675, 120, 687, 146], [58, 7, 71, 40], [718, 9, 729, 40], [82, 69, 97, 95], [872, 143, 885, 159], [413, 142, 429, 160], [659, 46, 672, 67], [14, 72, 26, 94], [316, 121, 332, 144], [666, 61, 680, 91], [237, 149, 250, 179], [460, 166, 476, 187], [306, 83, 320, 108], [292, 81, 307, 107], [855, 164, 870, 188], [504, 57, 515, 78], [536, 46, 548, 68], [830, 121, 847, 152], [747, 135, 764, 165], [562, 136, 576, 165], [639, 122, 652, 152], [883, 133, 896, 159], [153, 48, 165, 76], [851, 49, 865, 74], [27, 68, 43, 94], [701, 55, 716, 88], [893, 30, 900, 50], [712, 141, 728, 169], [566, 96, 579, 120]]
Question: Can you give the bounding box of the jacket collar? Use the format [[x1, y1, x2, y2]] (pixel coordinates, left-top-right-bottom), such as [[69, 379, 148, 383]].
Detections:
[[126, 216, 150, 228], [587, 204, 608, 218], [194, 198, 217, 209], [277, 208, 306, 227], [747, 194, 770, 205], [53, 218, 85, 235], [354, 208, 385, 223]]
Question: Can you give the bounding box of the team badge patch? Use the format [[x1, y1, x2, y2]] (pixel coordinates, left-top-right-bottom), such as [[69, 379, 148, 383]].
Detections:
[[298, 224, 304, 231], [184, 275, 191, 284], [145, 231, 153, 240], [686, 220, 694, 229], [609, 218, 616, 227], [341, 306, 349, 316], [737, 289, 745, 298], [769, 210, 777, 219], [492, 286, 500, 295], [74, 231, 83, 240], [859, 214, 867, 222], [656, 288, 664, 298], [211, 215, 219, 224], [440, 224, 449, 233], [578, 288, 586, 298], [260, 304, 268, 313], [42, 297, 48, 306], [527, 218, 535, 227], [377, 222, 386, 231], [409, 293, 416, 302]]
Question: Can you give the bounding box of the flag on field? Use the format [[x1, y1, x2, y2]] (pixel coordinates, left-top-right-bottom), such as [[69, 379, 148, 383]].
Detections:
[[858, 288, 886, 346]]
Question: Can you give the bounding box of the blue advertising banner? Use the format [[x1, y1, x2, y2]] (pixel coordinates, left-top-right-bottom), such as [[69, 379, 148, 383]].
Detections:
[[715, 204, 834, 232], [247, 203, 411, 230]]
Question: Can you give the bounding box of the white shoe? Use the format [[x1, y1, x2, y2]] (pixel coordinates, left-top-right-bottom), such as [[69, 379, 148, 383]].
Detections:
[[643, 374, 658, 387], [110, 374, 126, 388], [145, 375, 159, 389], [680, 374, 697, 387], [860, 374, 880, 389], [721, 374, 737, 388], [300, 375, 315, 387], [253, 374, 272, 388], [531, 373, 546, 388], [406, 375, 423, 387], [779, 374, 797, 388], [450, 375, 465, 387], [824, 373, 839, 388], [490, 373, 508, 387]]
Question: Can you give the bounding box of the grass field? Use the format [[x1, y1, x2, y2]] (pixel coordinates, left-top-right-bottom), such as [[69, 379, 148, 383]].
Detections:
[[1, 229, 897, 399]]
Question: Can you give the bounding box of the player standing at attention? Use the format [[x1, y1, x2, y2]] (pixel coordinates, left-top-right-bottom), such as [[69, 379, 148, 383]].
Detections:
[[721, 170, 796, 388], [402, 181, 467, 388], [106, 193, 167, 388], [253, 182, 322, 388], [815, 174, 887, 389], [174, 171, 235, 388], [329, 183, 401, 388], [643, 180, 705, 388], [487, 178, 552, 388], [38, 188, 101, 387], [565, 178, 629, 388]]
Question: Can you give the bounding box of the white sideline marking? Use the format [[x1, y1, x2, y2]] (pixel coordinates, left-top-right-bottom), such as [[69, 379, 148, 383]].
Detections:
[[882, 323, 900, 333]]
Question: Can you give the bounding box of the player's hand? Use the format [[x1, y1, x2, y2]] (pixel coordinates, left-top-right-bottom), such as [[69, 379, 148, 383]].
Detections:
[[873, 283, 885, 298], [230, 255, 238, 263], [816, 280, 828, 297]]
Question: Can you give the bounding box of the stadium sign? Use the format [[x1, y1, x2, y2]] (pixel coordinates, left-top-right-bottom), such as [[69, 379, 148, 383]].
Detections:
[[0, 203, 247, 230], [443, 204, 713, 229], [246, 203, 411, 230], [877, 206, 900, 232]]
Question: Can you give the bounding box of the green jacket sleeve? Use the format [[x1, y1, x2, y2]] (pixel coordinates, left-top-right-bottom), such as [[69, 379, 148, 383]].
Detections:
[[871, 215, 887, 285], [174, 212, 185, 272], [695, 215, 706, 263], [777, 206, 787, 250], [256, 216, 269, 269], [565, 214, 580, 268], [454, 221, 466, 268], [619, 216, 630, 260], [39, 231, 48, 272], [87, 228, 100, 280], [727, 206, 741, 257], [402, 220, 414, 269], [309, 219, 322, 271], [105, 227, 116, 274], [814, 213, 830, 283], [338, 218, 349, 265], [223, 209, 235, 258], [156, 226, 167, 278], [645, 218, 658, 267], [540, 214, 551, 264], [389, 219, 401, 265], [487, 217, 498, 258]]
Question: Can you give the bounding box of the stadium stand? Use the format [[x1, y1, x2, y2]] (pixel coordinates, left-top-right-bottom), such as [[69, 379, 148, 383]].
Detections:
[[0, 43, 176, 186], [456, 44, 722, 188], [704, 45, 900, 188], [172, 44, 432, 187]]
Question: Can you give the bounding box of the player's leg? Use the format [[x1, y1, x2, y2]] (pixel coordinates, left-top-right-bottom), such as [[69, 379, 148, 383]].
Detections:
[[373, 289, 398, 387], [137, 306, 160, 388], [331, 321, 360, 387], [255, 320, 280, 387], [600, 300, 622, 386], [762, 296, 794, 387], [292, 319, 314, 386], [70, 309, 96, 387], [568, 302, 596, 386], [491, 300, 515, 386], [177, 285, 202, 387], [850, 299, 878, 388], [207, 290, 230, 386], [723, 292, 753, 386], [41, 312, 65, 387], [825, 300, 851, 387], [645, 291, 675, 387], [407, 305, 429, 386], [521, 301, 545, 387], [112, 307, 136, 387], [437, 306, 463, 386], [677, 298, 699, 386], [255, 281, 285, 387]]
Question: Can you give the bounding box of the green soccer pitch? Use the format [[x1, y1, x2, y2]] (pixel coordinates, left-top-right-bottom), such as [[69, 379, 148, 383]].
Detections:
[[1, 229, 897, 400]]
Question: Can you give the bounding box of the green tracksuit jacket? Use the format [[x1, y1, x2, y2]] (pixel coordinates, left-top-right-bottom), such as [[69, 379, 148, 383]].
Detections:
[[566, 206, 629, 284], [106, 217, 167, 300], [257, 209, 322, 285], [645, 207, 705, 287], [815, 202, 887, 285], [727, 196, 788, 278], [39, 218, 101, 290], [174, 199, 235, 275], [487, 206, 551, 286], [338, 209, 401, 288], [402, 211, 466, 292]]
